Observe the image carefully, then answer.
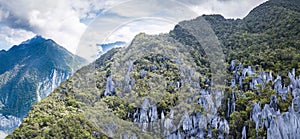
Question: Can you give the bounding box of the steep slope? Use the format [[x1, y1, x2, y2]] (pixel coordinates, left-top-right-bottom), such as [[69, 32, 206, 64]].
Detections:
[[0, 36, 86, 134], [8, 0, 300, 138]]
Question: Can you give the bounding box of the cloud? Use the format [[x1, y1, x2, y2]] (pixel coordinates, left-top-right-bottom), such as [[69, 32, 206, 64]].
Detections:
[[178, 0, 268, 18], [0, 26, 35, 50], [76, 0, 198, 61], [0, 0, 81, 52], [0, 6, 9, 22], [76, 19, 177, 62], [105, 0, 198, 19], [0, 0, 267, 55], [105, 20, 175, 43], [0, 0, 125, 53]]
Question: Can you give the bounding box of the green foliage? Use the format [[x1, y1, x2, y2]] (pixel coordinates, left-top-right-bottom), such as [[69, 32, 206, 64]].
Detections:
[[157, 92, 179, 113], [102, 96, 129, 120]]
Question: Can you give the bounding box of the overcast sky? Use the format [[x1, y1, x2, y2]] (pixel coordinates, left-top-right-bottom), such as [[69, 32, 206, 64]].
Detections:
[[0, 0, 267, 56]]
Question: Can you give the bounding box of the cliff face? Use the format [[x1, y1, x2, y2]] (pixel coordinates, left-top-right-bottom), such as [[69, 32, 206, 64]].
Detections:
[[0, 36, 86, 135], [8, 0, 300, 138]]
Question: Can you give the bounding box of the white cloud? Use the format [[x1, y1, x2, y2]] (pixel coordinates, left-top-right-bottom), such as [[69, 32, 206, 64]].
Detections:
[[0, 0, 125, 53], [187, 0, 268, 19], [75, 19, 177, 62], [76, 0, 198, 61], [106, 0, 197, 19], [0, 0, 268, 55], [105, 20, 175, 44], [71, 0, 125, 19], [0, 26, 35, 50], [0, 6, 9, 22]]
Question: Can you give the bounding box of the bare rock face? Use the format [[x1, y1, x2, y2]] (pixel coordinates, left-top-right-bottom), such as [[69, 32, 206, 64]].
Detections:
[[242, 126, 247, 139], [104, 76, 115, 96], [267, 111, 300, 139]]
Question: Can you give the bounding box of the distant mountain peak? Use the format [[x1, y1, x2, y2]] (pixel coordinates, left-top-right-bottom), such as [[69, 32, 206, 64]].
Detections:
[[97, 41, 126, 48], [0, 49, 6, 53], [20, 35, 47, 45], [96, 41, 126, 56], [0, 35, 86, 135]]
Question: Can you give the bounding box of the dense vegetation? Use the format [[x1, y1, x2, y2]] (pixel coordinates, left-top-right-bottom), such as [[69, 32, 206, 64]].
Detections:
[[8, 0, 300, 138]]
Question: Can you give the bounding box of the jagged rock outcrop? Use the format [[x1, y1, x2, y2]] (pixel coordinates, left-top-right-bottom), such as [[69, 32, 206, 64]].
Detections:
[[104, 76, 115, 96], [229, 60, 300, 138]]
